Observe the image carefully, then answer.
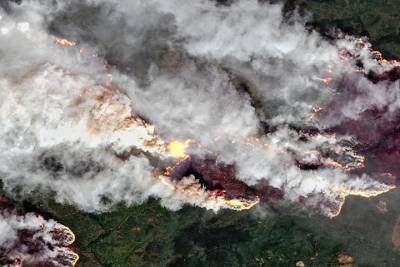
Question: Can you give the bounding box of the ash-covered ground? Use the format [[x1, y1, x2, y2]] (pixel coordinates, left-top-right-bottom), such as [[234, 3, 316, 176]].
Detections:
[[1, 0, 400, 266]]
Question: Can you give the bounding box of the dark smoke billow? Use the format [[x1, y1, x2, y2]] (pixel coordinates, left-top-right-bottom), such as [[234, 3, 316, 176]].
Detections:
[[0, 0, 398, 226]]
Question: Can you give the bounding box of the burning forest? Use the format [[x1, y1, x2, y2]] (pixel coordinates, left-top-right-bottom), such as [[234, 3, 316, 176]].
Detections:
[[0, 0, 400, 265], [0, 207, 78, 267]]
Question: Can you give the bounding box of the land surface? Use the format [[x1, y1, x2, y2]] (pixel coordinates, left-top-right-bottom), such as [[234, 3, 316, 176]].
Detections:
[[7, 188, 400, 266], [4, 0, 400, 266], [287, 0, 400, 58]]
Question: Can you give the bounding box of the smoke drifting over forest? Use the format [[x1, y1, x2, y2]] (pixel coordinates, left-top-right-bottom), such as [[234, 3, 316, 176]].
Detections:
[[0, 0, 399, 230]]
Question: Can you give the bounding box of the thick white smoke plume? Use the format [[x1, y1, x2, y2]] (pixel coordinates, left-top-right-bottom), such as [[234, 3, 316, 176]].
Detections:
[[0, 0, 396, 216]]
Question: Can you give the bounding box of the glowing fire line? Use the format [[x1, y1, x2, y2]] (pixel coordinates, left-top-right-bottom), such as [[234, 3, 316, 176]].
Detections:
[[53, 34, 399, 229], [328, 185, 395, 218]]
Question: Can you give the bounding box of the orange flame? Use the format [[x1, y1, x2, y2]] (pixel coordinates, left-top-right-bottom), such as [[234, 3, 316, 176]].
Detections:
[[53, 36, 76, 47]]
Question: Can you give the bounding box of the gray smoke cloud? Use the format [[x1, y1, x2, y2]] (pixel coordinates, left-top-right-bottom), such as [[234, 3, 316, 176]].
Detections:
[[0, 0, 396, 216]]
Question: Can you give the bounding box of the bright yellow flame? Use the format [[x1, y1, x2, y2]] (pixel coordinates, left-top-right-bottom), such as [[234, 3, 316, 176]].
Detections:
[[224, 197, 260, 210], [167, 140, 190, 158]]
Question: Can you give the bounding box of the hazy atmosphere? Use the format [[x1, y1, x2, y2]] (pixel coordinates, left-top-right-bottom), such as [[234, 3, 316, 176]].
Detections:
[[1, 0, 400, 266]]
